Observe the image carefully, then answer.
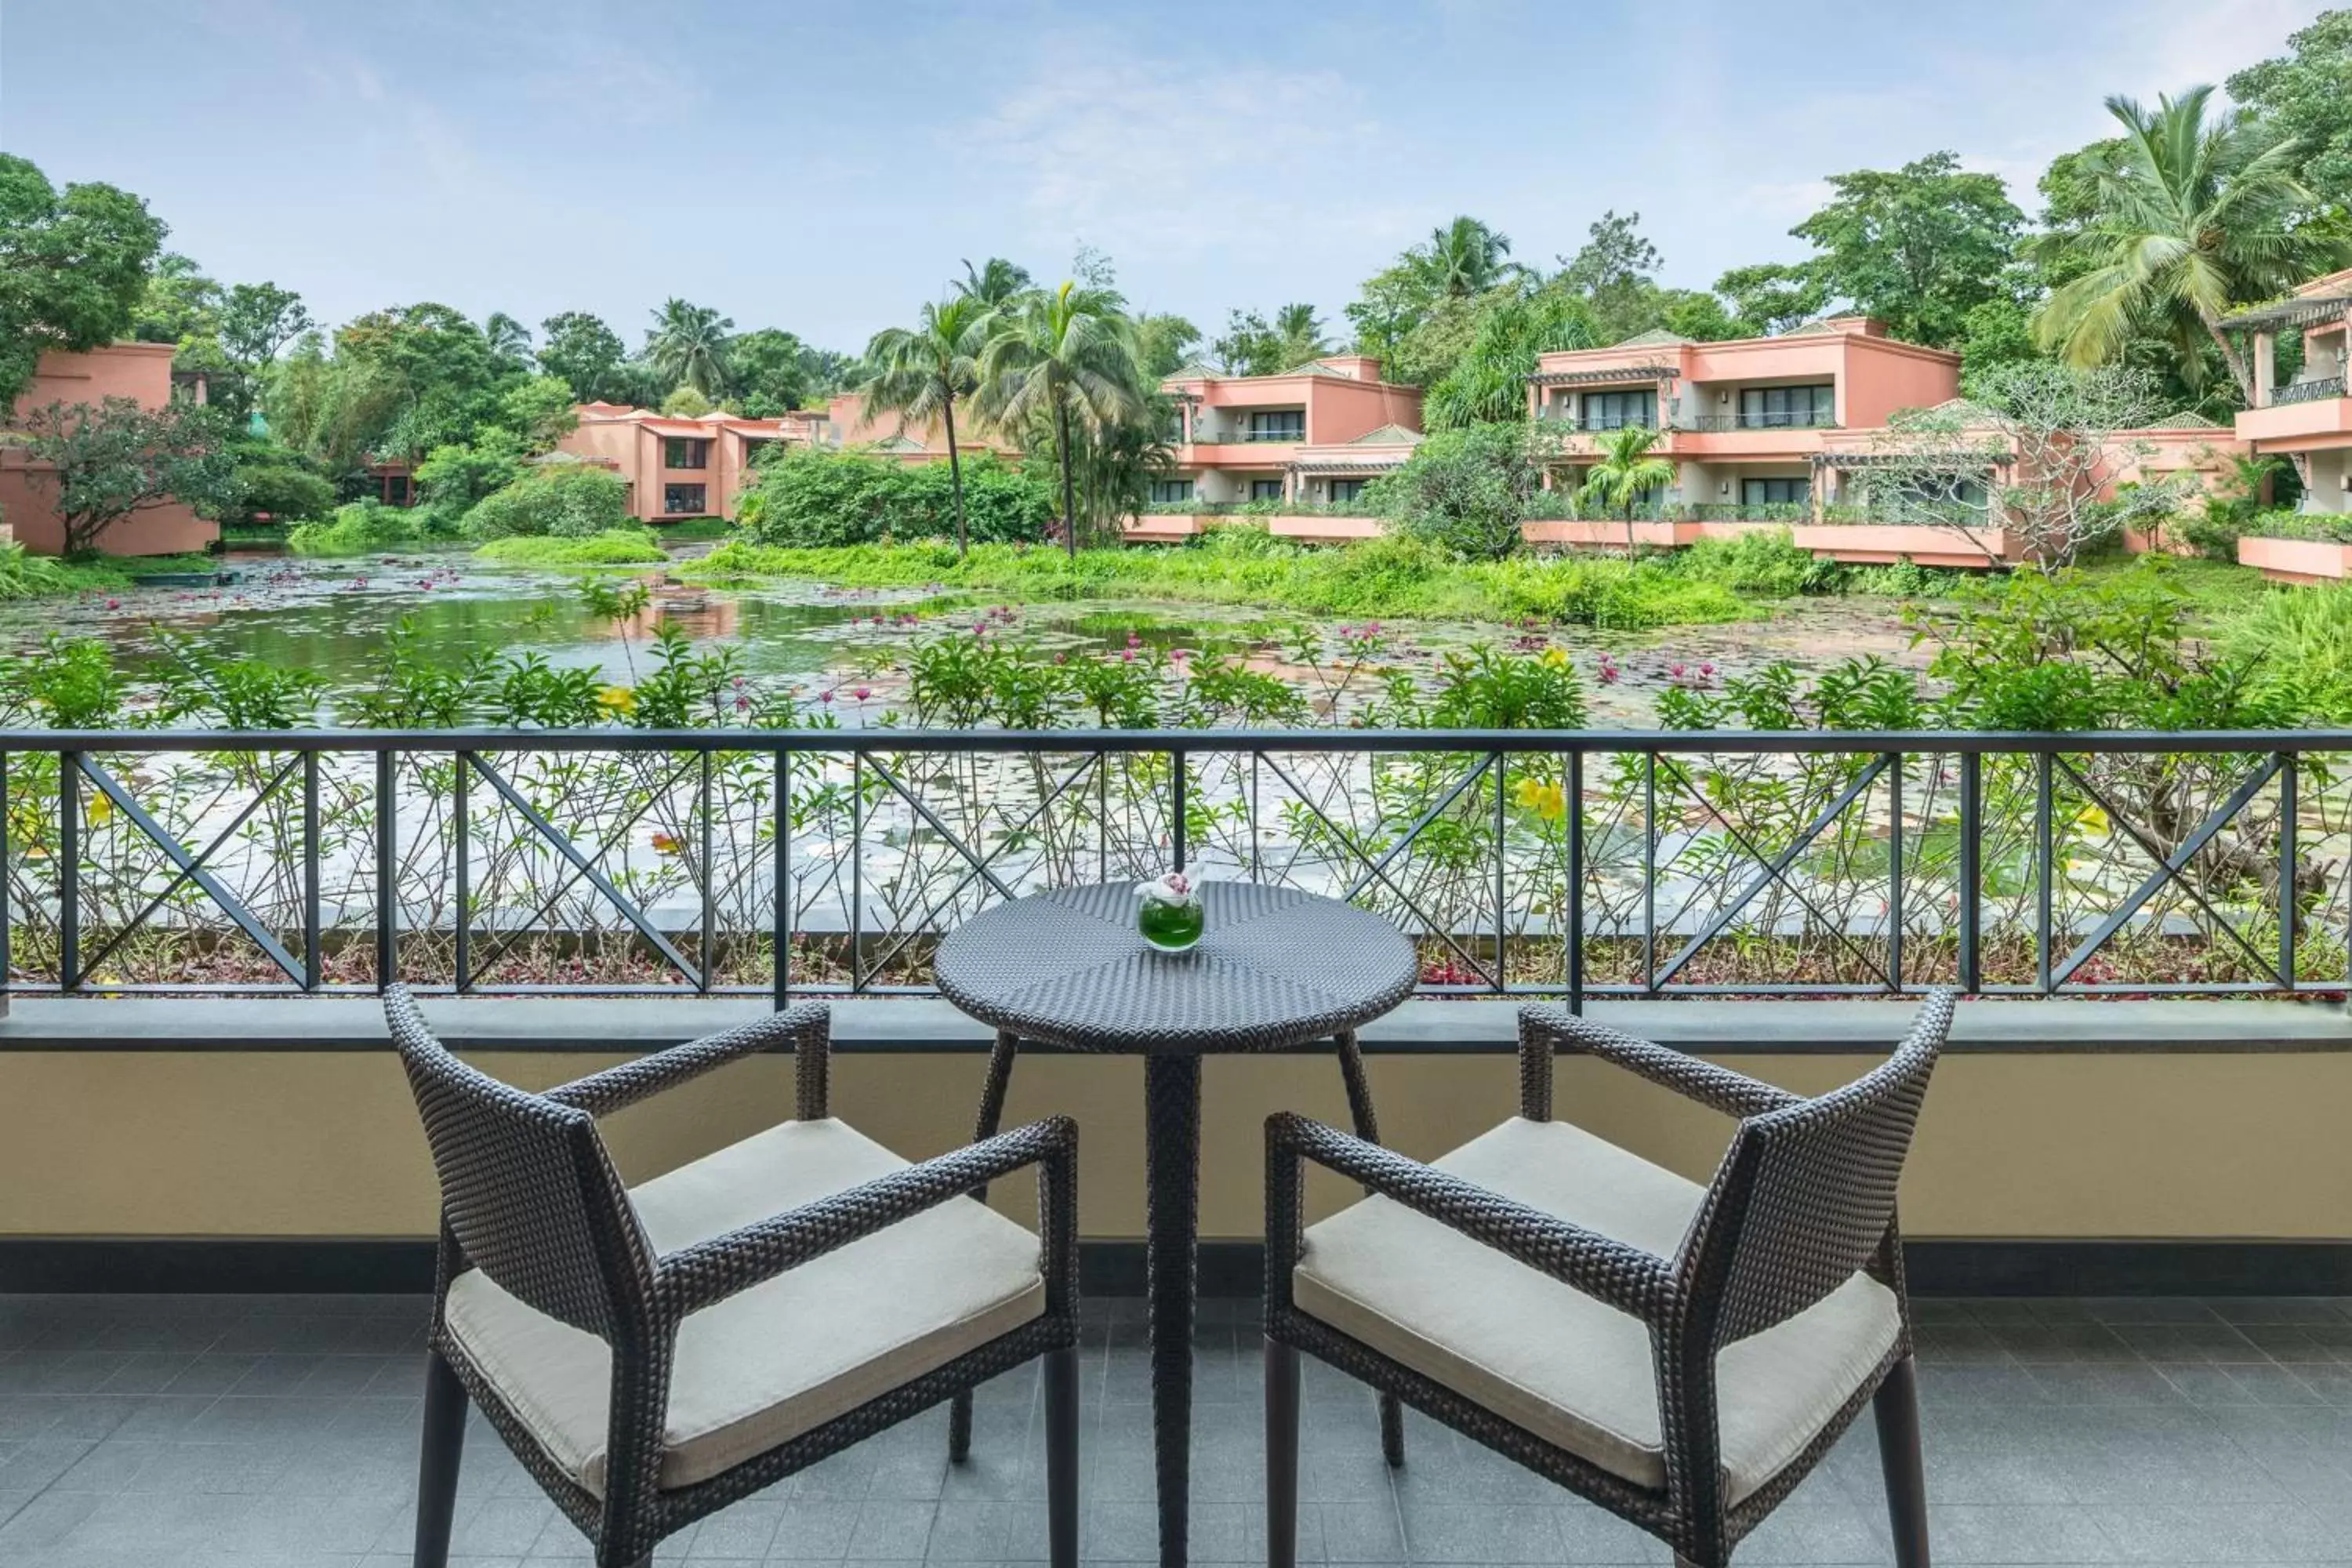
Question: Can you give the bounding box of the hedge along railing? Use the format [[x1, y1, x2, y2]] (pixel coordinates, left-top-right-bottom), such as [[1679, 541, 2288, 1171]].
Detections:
[[0, 728, 2341, 1002]]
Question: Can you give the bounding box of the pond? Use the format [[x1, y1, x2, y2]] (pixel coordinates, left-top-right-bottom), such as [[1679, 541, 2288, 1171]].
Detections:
[[0, 548, 1929, 728]]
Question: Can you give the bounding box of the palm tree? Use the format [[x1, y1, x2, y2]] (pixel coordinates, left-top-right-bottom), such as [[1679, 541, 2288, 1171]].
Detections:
[[646, 299, 736, 399], [862, 296, 994, 556], [1419, 217, 1523, 298], [482, 312, 532, 367], [1272, 303, 1334, 368], [1578, 424, 1674, 553], [2033, 85, 2344, 405], [978, 281, 1143, 561], [956, 257, 1034, 309]]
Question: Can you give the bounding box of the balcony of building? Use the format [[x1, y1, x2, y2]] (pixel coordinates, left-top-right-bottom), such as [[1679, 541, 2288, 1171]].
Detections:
[[2, 728, 2349, 1564]]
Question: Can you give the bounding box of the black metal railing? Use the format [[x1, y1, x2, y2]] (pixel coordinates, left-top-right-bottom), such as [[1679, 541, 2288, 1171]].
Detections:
[[0, 728, 2336, 1003], [2270, 376, 2346, 406], [1537, 410, 1660, 432]]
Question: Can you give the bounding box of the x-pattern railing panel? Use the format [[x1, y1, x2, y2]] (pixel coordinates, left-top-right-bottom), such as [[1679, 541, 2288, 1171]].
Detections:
[[0, 728, 2340, 1000]]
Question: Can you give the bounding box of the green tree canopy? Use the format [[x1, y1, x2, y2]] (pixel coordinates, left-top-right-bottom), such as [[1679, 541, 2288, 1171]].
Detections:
[[0, 154, 168, 407], [727, 328, 816, 416], [978, 280, 1144, 557], [536, 310, 631, 403], [1133, 311, 1201, 379], [862, 295, 993, 554], [219, 282, 313, 371], [1784, 152, 2025, 347], [132, 253, 221, 349], [1210, 303, 1334, 376], [2227, 10, 2352, 201]]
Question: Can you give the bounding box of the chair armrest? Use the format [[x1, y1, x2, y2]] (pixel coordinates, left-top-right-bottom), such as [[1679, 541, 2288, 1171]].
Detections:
[[545, 1004, 831, 1119], [652, 1116, 1079, 1319], [1265, 1113, 1674, 1323], [1519, 1005, 1800, 1121]]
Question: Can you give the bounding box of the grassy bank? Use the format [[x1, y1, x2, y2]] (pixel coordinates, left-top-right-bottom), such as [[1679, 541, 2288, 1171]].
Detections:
[[682, 532, 1777, 628], [473, 530, 667, 566], [0, 546, 136, 600]]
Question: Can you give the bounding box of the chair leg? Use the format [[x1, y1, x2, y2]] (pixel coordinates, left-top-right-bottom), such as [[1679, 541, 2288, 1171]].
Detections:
[[1334, 1033, 1405, 1467], [1874, 1353, 1931, 1568], [414, 1348, 468, 1568], [951, 1032, 1022, 1462], [1265, 1336, 1301, 1568], [1044, 1345, 1080, 1568]]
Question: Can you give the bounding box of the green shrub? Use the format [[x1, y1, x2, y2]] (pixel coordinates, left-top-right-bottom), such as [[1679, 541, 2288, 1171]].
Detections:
[[289, 500, 428, 555], [230, 463, 336, 525], [463, 465, 630, 540], [1668, 529, 1840, 598], [1362, 422, 1543, 561], [735, 448, 1053, 548], [473, 529, 665, 566], [2224, 510, 2352, 547]]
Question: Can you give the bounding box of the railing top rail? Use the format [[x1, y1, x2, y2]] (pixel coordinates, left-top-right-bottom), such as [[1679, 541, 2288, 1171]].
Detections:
[[0, 727, 2343, 757]]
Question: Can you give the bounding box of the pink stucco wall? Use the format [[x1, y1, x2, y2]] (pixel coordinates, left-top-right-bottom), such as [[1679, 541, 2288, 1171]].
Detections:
[[557, 405, 810, 523], [4, 343, 219, 557]]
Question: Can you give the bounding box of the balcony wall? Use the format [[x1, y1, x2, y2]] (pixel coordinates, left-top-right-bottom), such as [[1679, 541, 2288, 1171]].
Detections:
[[3, 1000, 2348, 1277]]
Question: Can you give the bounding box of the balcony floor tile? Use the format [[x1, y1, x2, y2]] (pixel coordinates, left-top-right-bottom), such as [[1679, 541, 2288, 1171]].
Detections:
[[5, 1294, 2352, 1563]]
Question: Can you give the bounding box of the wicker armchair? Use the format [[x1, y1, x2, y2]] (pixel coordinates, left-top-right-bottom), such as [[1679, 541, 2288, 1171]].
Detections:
[[383, 986, 1080, 1568], [1264, 991, 1953, 1568]]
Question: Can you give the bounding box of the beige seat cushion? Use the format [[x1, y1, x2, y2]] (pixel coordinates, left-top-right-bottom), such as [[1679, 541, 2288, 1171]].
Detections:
[[1294, 1116, 1896, 1506], [445, 1117, 1045, 1496]]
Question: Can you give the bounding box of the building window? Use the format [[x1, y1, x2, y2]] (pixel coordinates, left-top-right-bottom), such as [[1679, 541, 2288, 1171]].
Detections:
[[1738, 385, 1835, 428], [663, 483, 708, 515], [664, 437, 711, 469], [1579, 390, 1656, 430], [1250, 479, 1286, 502], [1149, 478, 1195, 503], [1248, 411, 1305, 441], [1329, 478, 1366, 503], [1741, 477, 1810, 506]]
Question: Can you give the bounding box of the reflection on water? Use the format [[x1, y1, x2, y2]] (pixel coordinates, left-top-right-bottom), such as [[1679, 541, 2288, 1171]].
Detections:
[[0, 553, 1279, 697]]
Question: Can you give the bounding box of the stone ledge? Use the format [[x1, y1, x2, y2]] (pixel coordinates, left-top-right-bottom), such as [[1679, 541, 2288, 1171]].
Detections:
[[0, 994, 2341, 1054]]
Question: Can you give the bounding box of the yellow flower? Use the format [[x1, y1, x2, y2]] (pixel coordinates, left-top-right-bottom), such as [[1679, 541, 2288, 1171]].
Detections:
[[2075, 803, 2110, 837], [1541, 647, 1570, 669], [1512, 777, 1567, 822], [597, 685, 637, 716]]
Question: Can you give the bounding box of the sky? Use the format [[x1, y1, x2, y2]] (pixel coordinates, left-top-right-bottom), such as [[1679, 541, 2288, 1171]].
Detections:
[[0, 0, 2336, 358]]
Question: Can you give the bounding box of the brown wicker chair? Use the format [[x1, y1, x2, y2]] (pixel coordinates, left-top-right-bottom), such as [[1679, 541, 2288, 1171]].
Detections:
[[383, 985, 1080, 1568], [1264, 991, 1953, 1568]]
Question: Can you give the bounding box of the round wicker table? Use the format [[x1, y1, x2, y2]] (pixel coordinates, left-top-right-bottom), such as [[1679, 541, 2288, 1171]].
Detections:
[[935, 880, 1417, 1567]]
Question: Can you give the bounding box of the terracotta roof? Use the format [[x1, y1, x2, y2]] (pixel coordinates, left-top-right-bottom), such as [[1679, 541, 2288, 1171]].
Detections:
[[2147, 410, 2223, 429]]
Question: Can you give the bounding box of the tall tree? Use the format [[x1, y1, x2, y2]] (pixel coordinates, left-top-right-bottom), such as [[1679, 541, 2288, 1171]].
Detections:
[[1712, 262, 1830, 336], [1788, 152, 2024, 347], [1417, 216, 1522, 298], [644, 298, 735, 398], [481, 311, 532, 367], [537, 311, 630, 403], [1211, 304, 1331, 376], [1558, 210, 1665, 342], [1578, 423, 1675, 553], [978, 281, 1142, 561], [956, 257, 1034, 309], [0, 154, 168, 407], [2032, 86, 2347, 405], [2227, 12, 2352, 202], [1133, 311, 1201, 379], [1424, 289, 1596, 430], [862, 296, 993, 555], [218, 282, 313, 370], [728, 328, 815, 417], [132, 253, 222, 347]]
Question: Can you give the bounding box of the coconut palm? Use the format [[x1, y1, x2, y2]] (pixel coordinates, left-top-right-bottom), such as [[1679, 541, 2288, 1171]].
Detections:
[[979, 282, 1143, 560], [956, 257, 1034, 310], [482, 311, 532, 367], [1578, 423, 1674, 553], [1419, 217, 1523, 299], [861, 295, 994, 556], [1273, 303, 1335, 368], [646, 299, 735, 399], [2033, 85, 2344, 404]]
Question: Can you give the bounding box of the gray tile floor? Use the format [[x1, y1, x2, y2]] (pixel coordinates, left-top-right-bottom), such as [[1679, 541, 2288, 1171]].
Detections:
[[6, 1294, 2352, 1566]]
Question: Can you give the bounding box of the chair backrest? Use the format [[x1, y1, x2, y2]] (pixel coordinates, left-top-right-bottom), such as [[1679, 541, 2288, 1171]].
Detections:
[[384, 985, 653, 1338], [1679, 989, 1952, 1348]]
